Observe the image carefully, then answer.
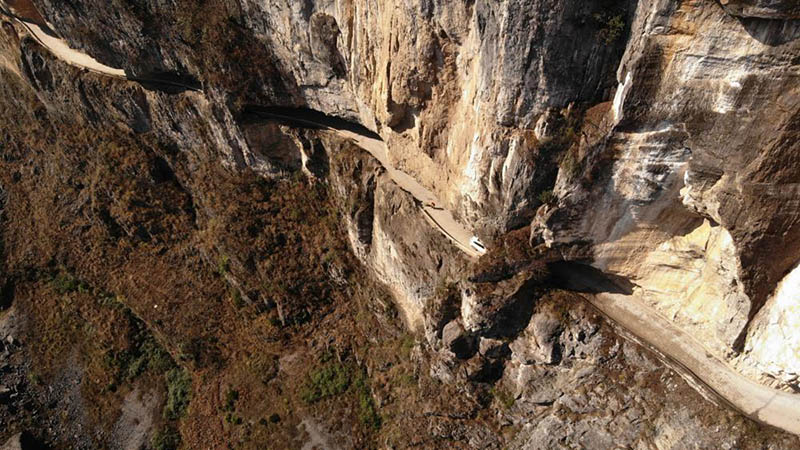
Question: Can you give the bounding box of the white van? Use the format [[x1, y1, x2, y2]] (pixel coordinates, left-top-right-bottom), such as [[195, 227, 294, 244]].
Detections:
[[470, 237, 487, 255]]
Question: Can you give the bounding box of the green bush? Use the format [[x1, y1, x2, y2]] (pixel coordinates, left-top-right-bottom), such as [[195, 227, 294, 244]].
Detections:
[[225, 412, 243, 425], [164, 368, 192, 420], [140, 337, 175, 373], [104, 330, 174, 383], [300, 354, 382, 431], [399, 334, 416, 358], [126, 356, 147, 380], [559, 150, 581, 179], [354, 372, 381, 430], [224, 388, 239, 412], [50, 270, 86, 294], [595, 13, 625, 45], [217, 255, 230, 275], [300, 362, 351, 403], [537, 190, 557, 205], [231, 288, 244, 308], [491, 386, 516, 410], [151, 427, 181, 450]]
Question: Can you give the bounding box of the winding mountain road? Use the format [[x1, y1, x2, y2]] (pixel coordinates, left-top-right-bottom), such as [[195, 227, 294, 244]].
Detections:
[[19, 21, 126, 77], [2, 0, 477, 256], [4, 1, 800, 436], [244, 107, 484, 259], [2, 0, 201, 92]]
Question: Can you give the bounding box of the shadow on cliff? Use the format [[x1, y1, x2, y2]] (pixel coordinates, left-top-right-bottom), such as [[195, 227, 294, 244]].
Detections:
[[548, 261, 635, 295], [126, 70, 202, 94], [482, 277, 543, 340], [735, 15, 800, 46], [239, 105, 382, 141]]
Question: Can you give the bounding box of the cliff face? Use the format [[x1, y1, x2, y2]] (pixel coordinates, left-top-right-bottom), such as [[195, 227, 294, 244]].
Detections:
[[35, 0, 633, 231], [2, 0, 800, 446], [535, 0, 800, 389]]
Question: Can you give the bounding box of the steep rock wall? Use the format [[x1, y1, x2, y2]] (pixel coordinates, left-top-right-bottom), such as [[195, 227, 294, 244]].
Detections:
[[31, 0, 633, 235], [534, 0, 800, 388]]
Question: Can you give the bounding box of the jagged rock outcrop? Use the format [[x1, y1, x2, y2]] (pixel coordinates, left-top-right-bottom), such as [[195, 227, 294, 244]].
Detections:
[[325, 134, 466, 334], [494, 292, 799, 449]]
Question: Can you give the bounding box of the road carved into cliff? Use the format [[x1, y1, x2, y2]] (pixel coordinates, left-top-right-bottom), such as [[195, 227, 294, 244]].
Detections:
[[1, 0, 126, 77], [1, 0, 202, 93], [555, 262, 800, 435], [5, 1, 800, 436], [2, 1, 481, 258], [244, 107, 483, 259]]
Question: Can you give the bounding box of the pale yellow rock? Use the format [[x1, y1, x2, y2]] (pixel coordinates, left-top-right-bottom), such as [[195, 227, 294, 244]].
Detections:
[[740, 263, 800, 388]]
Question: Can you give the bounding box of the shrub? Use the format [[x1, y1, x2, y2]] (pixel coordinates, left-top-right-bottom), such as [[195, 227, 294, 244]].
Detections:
[[140, 337, 174, 373], [225, 412, 243, 425], [595, 13, 625, 45], [559, 150, 581, 179], [491, 386, 516, 410], [164, 368, 192, 420], [224, 388, 239, 412], [104, 329, 174, 382], [97, 294, 125, 309], [398, 334, 416, 358], [300, 356, 381, 430], [50, 270, 86, 294], [217, 255, 230, 275], [231, 288, 244, 308], [126, 356, 147, 380], [537, 190, 557, 205], [151, 427, 181, 450], [150, 427, 181, 450], [353, 371, 381, 430], [300, 362, 350, 403]]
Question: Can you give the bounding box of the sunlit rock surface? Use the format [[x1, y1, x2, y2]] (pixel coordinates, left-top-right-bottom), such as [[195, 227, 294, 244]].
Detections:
[[534, 0, 800, 388]]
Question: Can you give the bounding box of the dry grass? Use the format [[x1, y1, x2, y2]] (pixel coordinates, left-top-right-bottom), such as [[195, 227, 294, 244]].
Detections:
[[0, 69, 430, 447]]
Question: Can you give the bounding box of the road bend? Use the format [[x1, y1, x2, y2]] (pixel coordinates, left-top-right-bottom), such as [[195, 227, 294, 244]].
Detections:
[[245, 107, 483, 259]]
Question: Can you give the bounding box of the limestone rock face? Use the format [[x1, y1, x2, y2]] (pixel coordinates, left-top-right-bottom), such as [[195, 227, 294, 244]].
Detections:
[[495, 293, 798, 449], [32, 0, 634, 234], [266, 0, 800, 391], [738, 263, 800, 386], [0, 434, 22, 450], [326, 135, 466, 333], [459, 272, 537, 336], [534, 0, 800, 389], [509, 309, 564, 365]]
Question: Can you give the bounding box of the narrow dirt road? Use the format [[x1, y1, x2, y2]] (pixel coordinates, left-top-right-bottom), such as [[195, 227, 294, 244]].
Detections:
[[1, 0, 126, 77], [20, 21, 126, 77], [248, 108, 484, 259], [559, 264, 800, 435], [336, 128, 483, 258]]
